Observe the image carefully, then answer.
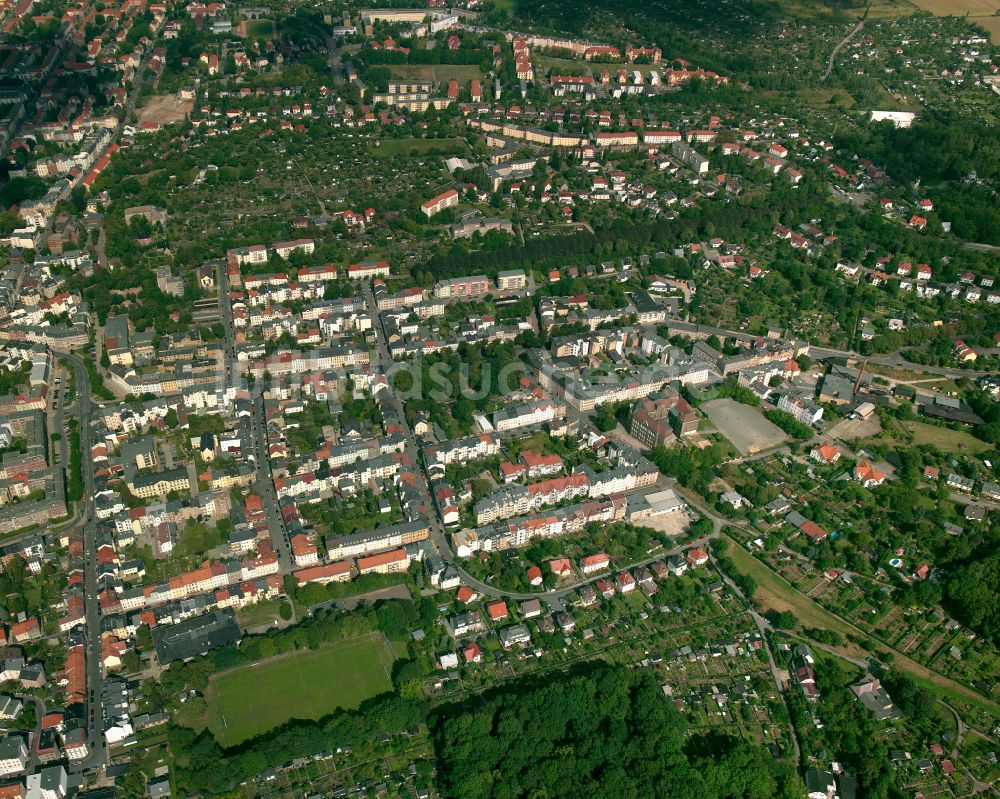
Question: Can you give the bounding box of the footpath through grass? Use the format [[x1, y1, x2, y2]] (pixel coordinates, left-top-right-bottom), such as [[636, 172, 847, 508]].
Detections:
[[723, 535, 1000, 715], [205, 631, 397, 745]]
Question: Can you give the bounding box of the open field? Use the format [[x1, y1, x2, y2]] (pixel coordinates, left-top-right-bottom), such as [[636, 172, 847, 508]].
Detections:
[[535, 55, 588, 73], [765, 88, 856, 108], [205, 632, 397, 746], [137, 94, 194, 127], [241, 18, 276, 38], [904, 421, 991, 453], [702, 398, 789, 456], [724, 535, 1000, 714], [909, 0, 999, 13], [859, 0, 920, 17], [972, 14, 1000, 40], [388, 64, 483, 83]]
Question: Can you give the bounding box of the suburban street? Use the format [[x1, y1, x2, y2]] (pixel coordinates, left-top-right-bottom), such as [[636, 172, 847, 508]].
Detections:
[[217, 261, 295, 571], [62, 354, 107, 772]]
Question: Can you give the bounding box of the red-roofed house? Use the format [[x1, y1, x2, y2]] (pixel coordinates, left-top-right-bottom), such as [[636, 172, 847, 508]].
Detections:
[[547, 558, 572, 577], [464, 641, 482, 663], [456, 585, 478, 604], [421, 188, 459, 218], [580, 553, 610, 574], [810, 443, 841, 464], [615, 571, 636, 593], [854, 459, 887, 488]]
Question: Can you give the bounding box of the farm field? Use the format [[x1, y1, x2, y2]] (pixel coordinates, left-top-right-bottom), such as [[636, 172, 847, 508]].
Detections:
[[973, 14, 1000, 40], [859, 0, 920, 17], [388, 64, 484, 83], [204, 632, 398, 746], [908, 0, 999, 14]]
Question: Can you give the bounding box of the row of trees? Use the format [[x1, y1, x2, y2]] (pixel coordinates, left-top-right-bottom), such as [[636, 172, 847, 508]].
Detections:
[[169, 691, 426, 795]]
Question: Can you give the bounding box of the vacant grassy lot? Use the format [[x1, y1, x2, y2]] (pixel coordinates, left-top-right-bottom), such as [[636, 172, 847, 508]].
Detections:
[[765, 88, 856, 108], [534, 55, 587, 74], [137, 94, 194, 127], [236, 600, 286, 630], [243, 19, 276, 38], [389, 64, 483, 83], [904, 421, 991, 454], [205, 632, 397, 745]]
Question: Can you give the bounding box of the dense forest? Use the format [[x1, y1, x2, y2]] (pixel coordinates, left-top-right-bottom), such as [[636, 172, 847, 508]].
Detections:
[[836, 114, 1000, 245], [431, 664, 803, 799]]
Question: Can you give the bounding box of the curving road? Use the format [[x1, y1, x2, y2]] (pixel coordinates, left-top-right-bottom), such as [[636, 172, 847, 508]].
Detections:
[[451, 534, 718, 603]]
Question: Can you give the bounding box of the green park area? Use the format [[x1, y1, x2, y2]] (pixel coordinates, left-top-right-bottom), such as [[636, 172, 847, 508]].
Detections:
[[205, 632, 398, 745]]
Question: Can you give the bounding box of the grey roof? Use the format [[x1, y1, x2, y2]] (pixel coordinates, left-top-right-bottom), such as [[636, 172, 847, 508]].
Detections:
[[151, 609, 241, 664]]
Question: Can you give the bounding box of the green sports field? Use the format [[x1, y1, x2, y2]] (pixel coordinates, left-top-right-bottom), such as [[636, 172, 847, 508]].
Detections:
[[206, 632, 397, 745]]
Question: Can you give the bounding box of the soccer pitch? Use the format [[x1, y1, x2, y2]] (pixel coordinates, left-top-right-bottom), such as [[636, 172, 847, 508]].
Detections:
[[206, 632, 397, 746]]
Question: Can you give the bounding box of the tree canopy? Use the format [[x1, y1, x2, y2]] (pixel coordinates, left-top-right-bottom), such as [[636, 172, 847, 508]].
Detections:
[[431, 664, 800, 799]]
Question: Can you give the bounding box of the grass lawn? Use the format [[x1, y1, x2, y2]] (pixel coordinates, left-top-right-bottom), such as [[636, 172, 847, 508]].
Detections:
[[765, 88, 855, 108], [903, 421, 991, 454], [205, 632, 397, 745], [372, 137, 469, 159], [388, 64, 483, 83], [243, 19, 276, 38], [236, 600, 285, 630]]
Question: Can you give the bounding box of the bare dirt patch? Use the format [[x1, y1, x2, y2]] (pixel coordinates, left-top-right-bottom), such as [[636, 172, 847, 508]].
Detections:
[[137, 93, 194, 127], [702, 398, 789, 456], [642, 510, 692, 537], [827, 414, 882, 441]]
